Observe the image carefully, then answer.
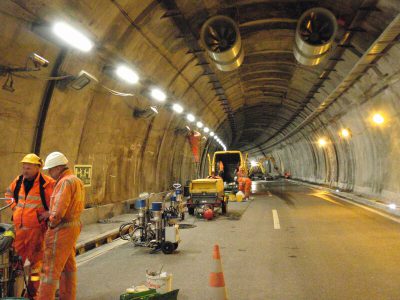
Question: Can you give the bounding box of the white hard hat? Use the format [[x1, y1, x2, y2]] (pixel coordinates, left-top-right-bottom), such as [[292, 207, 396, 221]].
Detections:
[[43, 152, 68, 170]]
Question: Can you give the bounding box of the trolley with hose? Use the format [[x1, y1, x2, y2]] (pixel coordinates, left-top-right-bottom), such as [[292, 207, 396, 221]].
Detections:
[[119, 195, 180, 254]]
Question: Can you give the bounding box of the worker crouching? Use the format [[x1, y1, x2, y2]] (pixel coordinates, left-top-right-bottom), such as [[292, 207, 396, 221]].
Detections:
[[5, 153, 55, 300], [237, 167, 252, 201], [37, 152, 85, 300]]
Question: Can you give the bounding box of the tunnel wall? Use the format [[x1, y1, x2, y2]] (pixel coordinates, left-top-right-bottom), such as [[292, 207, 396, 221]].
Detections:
[[0, 2, 225, 207], [272, 42, 400, 205]]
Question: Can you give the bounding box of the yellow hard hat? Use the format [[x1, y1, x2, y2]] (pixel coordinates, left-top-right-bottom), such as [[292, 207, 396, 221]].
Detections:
[[21, 153, 43, 167]]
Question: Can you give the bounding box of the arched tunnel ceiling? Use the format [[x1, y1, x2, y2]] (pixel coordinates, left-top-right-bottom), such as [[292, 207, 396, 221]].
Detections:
[[2, 0, 400, 156], [159, 0, 399, 154]]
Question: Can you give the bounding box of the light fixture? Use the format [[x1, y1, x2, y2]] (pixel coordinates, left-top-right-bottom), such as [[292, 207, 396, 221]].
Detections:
[[70, 70, 97, 90], [187, 114, 195, 122], [150, 88, 166, 102], [52, 22, 93, 52], [210, 132, 215, 137], [372, 113, 384, 124], [340, 128, 350, 138], [388, 203, 397, 210], [204, 127, 210, 133], [172, 103, 183, 114], [133, 106, 158, 118], [196, 121, 203, 128], [318, 138, 327, 147], [29, 53, 49, 68], [115, 65, 139, 84]]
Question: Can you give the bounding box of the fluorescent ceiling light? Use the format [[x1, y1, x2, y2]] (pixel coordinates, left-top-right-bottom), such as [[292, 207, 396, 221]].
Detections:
[[151, 88, 166, 102], [172, 103, 183, 113], [187, 114, 195, 122], [116, 65, 139, 84], [196, 121, 203, 128], [53, 22, 93, 52]]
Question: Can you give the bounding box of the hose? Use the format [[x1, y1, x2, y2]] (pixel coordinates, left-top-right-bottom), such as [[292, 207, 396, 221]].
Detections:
[[119, 222, 135, 240]]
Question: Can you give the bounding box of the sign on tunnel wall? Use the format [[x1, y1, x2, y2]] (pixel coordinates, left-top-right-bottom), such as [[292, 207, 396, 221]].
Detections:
[[74, 165, 92, 187]]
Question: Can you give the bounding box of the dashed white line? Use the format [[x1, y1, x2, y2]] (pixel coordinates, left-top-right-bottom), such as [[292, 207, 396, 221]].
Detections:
[[272, 209, 280, 229]]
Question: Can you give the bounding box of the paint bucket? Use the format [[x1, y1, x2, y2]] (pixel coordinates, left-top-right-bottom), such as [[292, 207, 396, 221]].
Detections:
[[151, 202, 162, 211], [145, 271, 173, 293], [236, 191, 244, 202], [135, 199, 146, 209]]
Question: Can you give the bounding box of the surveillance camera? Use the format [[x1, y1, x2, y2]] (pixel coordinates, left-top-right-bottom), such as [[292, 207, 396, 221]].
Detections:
[[29, 53, 49, 68]]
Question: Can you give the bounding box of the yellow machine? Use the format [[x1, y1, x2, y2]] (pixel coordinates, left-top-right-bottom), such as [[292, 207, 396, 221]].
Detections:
[[208, 150, 247, 180], [187, 178, 227, 217], [207, 150, 248, 201], [249, 161, 266, 180], [250, 156, 281, 180]]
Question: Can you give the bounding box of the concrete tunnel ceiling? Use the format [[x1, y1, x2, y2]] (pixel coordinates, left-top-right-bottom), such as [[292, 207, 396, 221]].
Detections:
[[1, 0, 400, 205]]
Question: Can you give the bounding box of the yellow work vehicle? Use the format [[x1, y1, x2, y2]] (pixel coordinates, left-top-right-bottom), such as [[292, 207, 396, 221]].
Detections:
[[209, 150, 247, 182], [208, 150, 248, 200], [187, 178, 226, 217], [249, 161, 266, 180]]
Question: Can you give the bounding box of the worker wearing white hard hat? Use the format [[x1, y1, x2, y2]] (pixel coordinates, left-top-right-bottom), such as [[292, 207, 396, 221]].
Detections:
[[38, 152, 85, 300]]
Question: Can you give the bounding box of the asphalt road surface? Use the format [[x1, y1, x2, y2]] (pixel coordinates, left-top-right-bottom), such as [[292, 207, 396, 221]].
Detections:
[[77, 180, 400, 299]]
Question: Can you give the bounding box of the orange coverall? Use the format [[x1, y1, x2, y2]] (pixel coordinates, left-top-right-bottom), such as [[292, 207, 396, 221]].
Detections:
[[238, 177, 252, 199], [37, 169, 84, 300], [5, 172, 54, 299]]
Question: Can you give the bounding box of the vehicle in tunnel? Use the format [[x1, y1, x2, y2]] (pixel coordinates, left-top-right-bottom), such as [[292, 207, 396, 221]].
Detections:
[[209, 150, 247, 183], [249, 161, 266, 180]]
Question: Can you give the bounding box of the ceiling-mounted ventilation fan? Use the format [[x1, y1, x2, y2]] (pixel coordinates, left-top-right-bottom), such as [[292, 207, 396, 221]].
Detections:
[[299, 11, 336, 46], [203, 19, 237, 53], [200, 15, 244, 71]]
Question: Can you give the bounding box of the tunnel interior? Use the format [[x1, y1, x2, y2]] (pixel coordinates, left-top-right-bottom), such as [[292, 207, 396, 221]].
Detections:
[[0, 0, 400, 209]]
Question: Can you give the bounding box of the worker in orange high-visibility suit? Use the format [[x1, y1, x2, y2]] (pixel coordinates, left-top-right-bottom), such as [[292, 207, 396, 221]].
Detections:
[[218, 161, 224, 178], [5, 153, 55, 300], [37, 152, 84, 300], [237, 166, 252, 201]]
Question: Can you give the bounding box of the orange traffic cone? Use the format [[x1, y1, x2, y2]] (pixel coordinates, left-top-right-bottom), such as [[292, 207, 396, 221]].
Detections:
[[209, 244, 228, 299]]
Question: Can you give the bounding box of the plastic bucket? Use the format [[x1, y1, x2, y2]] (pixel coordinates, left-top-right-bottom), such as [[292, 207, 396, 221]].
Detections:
[[135, 199, 146, 209], [236, 191, 244, 202], [146, 272, 173, 293], [151, 202, 162, 211]]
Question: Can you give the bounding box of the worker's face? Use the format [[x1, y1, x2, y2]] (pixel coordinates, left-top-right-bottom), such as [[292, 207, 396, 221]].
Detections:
[[48, 165, 63, 180], [22, 163, 40, 180]]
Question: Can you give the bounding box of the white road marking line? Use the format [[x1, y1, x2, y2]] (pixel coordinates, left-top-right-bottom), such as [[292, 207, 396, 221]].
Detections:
[[272, 209, 280, 229], [327, 193, 400, 224], [77, 238, 128, 267]]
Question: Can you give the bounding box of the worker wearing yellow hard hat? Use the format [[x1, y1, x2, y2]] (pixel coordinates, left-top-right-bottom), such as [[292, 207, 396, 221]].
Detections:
[[5, 153, 55, 299]]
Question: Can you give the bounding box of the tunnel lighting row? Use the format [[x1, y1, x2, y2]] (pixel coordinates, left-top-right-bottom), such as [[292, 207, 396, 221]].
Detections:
[[51, 21, 227, 150], [318, 113, 385, 147]]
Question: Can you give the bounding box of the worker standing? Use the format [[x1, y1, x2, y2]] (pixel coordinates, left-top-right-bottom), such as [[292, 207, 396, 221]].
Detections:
[[37, 152, 85, 300], [5, 153, 54, 300], [218, 160, 224, 178]]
